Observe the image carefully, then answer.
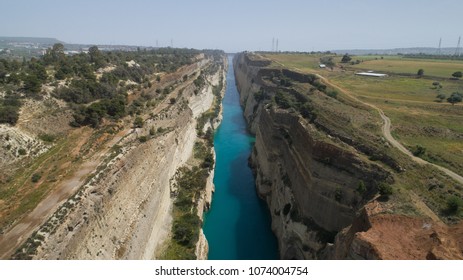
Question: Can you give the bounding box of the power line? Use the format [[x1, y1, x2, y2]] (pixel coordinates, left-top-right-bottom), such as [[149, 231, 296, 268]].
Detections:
[[455, 36, 461, 56], [437, 37, 442, 54]]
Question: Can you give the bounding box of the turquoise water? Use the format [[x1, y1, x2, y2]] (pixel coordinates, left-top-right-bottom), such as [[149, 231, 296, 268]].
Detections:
[[203, 55, 279, 260]]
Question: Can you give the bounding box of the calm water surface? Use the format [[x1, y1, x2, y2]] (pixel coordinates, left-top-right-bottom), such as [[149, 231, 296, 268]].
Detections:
[[203, 55, 279, 260]]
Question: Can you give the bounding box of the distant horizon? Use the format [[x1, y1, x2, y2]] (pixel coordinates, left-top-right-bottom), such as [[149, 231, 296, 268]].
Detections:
[[1, 0, 462, 53], [2, 35, 462, 55]]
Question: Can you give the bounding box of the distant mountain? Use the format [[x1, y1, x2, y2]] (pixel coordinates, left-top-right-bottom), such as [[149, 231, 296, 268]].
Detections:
[[0, 36, 63, 44], [332, 47, 458, 56]]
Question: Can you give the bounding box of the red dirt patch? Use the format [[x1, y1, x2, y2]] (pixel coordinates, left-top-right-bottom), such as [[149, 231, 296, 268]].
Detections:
[[357, 214, 463, 259]]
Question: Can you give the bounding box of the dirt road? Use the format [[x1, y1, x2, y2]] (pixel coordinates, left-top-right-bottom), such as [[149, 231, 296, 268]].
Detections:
[[315, 74, 463, 185], [268, 55, 463, 184]]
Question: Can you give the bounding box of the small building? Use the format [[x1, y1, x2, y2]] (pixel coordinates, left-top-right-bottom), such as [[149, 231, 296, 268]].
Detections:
[[355, 72, 388, 77], [319, 64, 326, 68]]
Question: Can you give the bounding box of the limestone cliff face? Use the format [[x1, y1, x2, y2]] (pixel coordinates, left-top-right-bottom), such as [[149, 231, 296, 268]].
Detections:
[[195, 60, 227, 260], [21, 55, 226, 260], [233, 53, 391, 259]]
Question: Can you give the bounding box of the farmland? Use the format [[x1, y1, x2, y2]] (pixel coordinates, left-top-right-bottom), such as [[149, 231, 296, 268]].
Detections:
[[348, 56, 463, 78]]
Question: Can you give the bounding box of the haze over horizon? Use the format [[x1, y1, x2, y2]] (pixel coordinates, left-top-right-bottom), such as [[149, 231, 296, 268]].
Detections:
[[1, 0, 461, 52]]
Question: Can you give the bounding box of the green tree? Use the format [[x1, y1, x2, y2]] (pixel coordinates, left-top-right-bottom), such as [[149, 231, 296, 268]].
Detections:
[[341, 54, 352, 63], [446, 196, 462, 214], [447, 92, 462, 105], [52, 43, 65, 61], [320, 56, 335, 68], [436, 93, 446, 102], [378, 183, 393, 197], [23, 74, 42, 94], [417, 69, 424, 76], [133, 116, 143, 128], [88, 46, 105, 68], [452, 71, 462, 79], [0, 106, 20, 125], [412, 145, 426, 156], [31, 173, 42, 183], [44, 43, 65, 64]]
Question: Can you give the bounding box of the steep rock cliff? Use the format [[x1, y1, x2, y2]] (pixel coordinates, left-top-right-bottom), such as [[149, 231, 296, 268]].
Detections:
[[234, 53, 392, 259], [10, 54, 226, 260]]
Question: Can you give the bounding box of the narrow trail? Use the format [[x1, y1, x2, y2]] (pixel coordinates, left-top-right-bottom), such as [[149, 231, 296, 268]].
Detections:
[[316, 73, 463, 185], [269, 57, 463, 185]]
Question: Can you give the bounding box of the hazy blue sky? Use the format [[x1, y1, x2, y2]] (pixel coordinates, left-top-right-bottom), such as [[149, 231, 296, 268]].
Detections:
[[1, 0, 461, 52]]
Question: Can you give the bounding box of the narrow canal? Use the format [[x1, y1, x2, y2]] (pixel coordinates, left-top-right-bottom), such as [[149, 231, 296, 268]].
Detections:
[[203, 55, 279, 260]]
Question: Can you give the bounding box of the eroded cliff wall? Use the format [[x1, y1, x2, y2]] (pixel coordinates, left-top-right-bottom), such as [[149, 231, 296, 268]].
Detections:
[[233, 53, 391, 259], [13, 55, 226, 260]]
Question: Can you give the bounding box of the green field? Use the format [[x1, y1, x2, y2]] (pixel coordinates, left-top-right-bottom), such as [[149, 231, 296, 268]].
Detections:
[[348, 56, 463, 78], [266, 53, 328, 72]]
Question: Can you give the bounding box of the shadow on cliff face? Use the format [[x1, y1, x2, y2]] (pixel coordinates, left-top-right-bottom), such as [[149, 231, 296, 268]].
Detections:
[[225, 151, 279, 260]]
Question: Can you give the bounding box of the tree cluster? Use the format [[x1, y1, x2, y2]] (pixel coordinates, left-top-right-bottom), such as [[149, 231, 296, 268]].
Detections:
[[0, 93, 21, 125]]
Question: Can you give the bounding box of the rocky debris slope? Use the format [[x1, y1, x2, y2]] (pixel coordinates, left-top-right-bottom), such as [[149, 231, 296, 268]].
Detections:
[[331, 201, 463, 259]]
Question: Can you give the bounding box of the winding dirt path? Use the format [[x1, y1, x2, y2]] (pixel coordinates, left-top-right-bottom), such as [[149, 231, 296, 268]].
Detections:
[[315, 73, 463, 185], [268, 56, 463, 184]]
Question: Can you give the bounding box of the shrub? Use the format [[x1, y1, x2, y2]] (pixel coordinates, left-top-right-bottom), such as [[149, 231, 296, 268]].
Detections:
[[31, 173, 42, 183], [133, 116, 143, 128], [0, 106, 20, 125], [274, 91, 292, 109], [357, 180, 366, 194], [446, 196, 462, 214], [18, 148, 27, 156], [38, 133, 56, 143], [452, 71, 462, 79], [172, 213, 200, 248], [412, 145, 426, 157], [138, 135, 148, 142], [436, 93, 446, 102], [447, 92, 462, 105], [201, 152, 215, 171], [326, 90, 338, 99], [341, 54, 352, 63], [378, 183, 393, 197]]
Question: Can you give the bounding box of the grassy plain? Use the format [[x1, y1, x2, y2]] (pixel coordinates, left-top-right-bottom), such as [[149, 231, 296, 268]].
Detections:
[[348, 56, 463, 78]]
